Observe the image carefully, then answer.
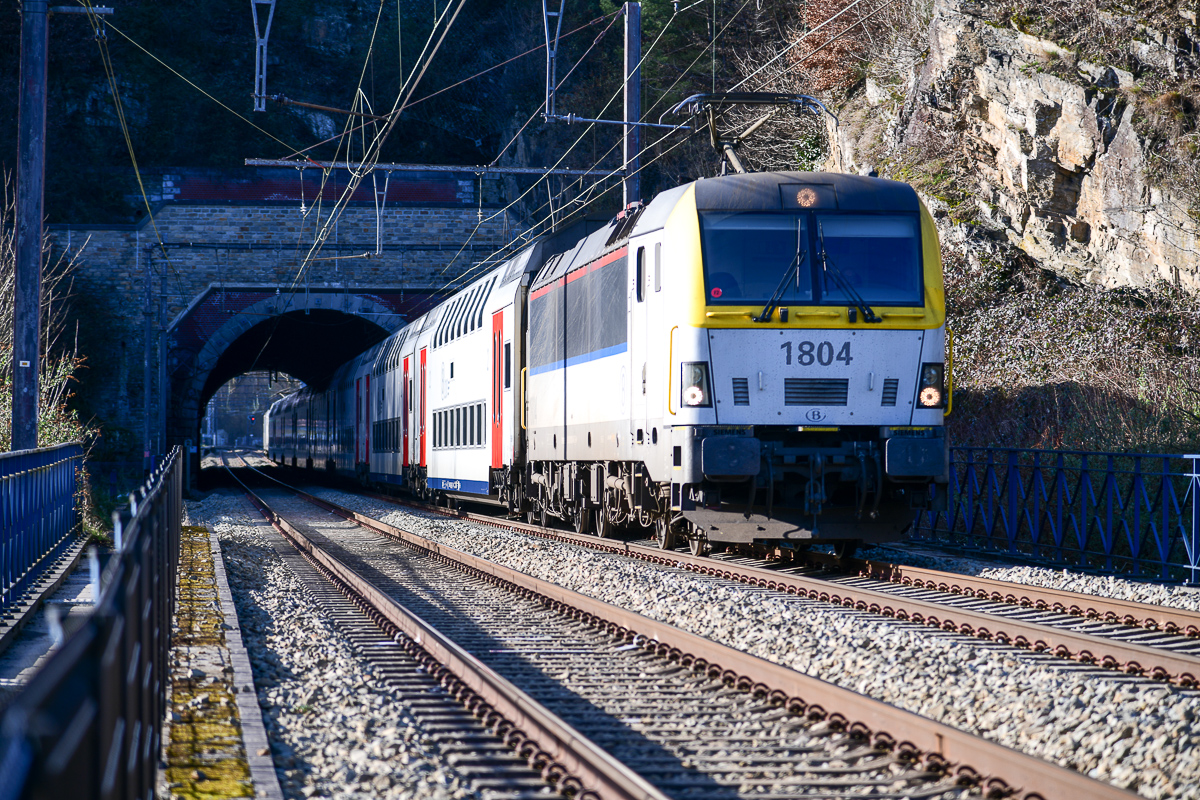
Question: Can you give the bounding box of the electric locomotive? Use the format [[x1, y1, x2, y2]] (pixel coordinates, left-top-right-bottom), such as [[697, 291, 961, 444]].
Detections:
[[266, 171, 949, 556]]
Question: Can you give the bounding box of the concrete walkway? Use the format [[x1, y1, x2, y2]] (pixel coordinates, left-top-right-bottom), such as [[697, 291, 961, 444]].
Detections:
[[159, 525, 284, 800]]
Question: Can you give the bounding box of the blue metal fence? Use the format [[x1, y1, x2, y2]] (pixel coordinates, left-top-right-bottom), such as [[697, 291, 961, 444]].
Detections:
[[914, 448, 1200, 582], [0, 442, 85, 614], [0, 447, 181, 800]]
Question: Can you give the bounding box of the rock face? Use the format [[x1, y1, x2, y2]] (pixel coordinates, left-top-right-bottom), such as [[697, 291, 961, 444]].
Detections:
[[828, 0, 1200, 292]]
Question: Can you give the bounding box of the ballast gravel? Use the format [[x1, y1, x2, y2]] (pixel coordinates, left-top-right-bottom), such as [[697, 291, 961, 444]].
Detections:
[[185, 491, 485, 800], [308, 486, 1200, 800], [861, 542, 1200, 614]]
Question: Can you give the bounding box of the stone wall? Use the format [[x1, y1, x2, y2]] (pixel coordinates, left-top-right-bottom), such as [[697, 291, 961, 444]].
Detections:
[[54, 200, 519, 470]]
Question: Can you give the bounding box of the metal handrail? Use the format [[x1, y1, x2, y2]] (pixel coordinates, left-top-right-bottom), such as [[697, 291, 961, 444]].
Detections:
[[667, 326, 678, 416], [914, 447, 1200, 582], [0, 447, 182, 800], [0, 442, 84, 614]]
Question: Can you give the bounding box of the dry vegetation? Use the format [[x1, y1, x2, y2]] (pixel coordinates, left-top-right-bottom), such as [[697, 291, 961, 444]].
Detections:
[[0, 175, 93, 450], [944, 250, 1200, 452]]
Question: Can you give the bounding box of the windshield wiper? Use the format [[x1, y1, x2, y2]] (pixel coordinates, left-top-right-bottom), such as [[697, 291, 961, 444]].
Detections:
[[818, 221, 882, 324], [755, 219, 806, 323]]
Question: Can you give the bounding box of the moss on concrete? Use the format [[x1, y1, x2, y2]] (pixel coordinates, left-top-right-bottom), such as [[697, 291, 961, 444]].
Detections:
[[163, 525, 254, 800]]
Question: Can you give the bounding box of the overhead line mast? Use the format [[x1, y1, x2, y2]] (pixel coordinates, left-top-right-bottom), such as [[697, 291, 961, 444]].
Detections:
[[251, 0, 277, 112], [13, 3, 113, 451], [544, 2, 646, 205]]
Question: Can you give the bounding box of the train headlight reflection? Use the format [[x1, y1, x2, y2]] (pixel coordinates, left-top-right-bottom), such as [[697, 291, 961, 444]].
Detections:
[[681, 362, 713, 408], [917, 363, 945, 408]]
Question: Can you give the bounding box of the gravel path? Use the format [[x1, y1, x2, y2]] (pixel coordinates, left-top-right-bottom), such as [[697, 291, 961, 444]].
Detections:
[[307, 486, 1200, 800], [185, 490, 488, 800]]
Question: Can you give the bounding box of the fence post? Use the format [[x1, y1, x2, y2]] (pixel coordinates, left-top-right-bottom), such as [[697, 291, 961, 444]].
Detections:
[[1187, 454, 1200, 586], [1006, 451, 1019, 553]]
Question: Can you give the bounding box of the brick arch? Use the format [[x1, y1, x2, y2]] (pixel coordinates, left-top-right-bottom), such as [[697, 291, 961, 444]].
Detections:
[[167, 284, 433, 476]]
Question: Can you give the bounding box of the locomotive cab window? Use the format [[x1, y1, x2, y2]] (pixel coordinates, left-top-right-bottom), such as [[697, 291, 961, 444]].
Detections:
[[654, 242, 662, 292], [815, 214, 922, 305], [636, 247, 646, 302], [699, 211, 924, 307], [700, 213, 812, 305]]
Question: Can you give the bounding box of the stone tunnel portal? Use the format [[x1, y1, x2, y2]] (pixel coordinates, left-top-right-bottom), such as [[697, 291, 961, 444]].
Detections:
[[171, 284, 432, 480]]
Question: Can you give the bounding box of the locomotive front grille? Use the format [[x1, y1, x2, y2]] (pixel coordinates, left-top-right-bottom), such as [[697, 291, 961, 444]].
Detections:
[[732, 378, 750, 406], [784, 378, 849, 406], [881, 378, 899, 406]]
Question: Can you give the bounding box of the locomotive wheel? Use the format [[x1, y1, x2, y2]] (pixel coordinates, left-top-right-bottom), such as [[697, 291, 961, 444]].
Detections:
[[656, 516, 679, 550], [834, 539, 860, 561], [573, 505, 590, 535], [538, 501, 549, 528], [688, 535, 709, 557], [594, 507, 613, 539]]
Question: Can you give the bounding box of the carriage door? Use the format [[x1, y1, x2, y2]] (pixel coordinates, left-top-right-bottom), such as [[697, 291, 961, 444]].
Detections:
[[630, 244, 649, 434], [402, 356, 411, 467], [491, 311, 504, 468], [363, 375, 371, 464], [419, 347, 428, 467], [355, 376, 372, 466]]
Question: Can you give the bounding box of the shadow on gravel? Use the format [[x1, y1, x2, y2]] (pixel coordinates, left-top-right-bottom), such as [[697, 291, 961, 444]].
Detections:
[[333, 543, 743, 798]]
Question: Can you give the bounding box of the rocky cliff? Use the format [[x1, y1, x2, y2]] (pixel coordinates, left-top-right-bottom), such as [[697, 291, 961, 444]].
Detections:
[[827, 0, 1200, 292]]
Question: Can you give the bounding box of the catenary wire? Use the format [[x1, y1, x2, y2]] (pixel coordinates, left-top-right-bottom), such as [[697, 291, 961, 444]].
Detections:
[[426, 0, 887, 304], [425, 0, 700, 295]]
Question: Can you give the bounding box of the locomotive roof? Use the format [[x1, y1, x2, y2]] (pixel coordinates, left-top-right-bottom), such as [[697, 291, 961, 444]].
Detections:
[[691, 171, 920, 212], [528, 172, 920, 293]]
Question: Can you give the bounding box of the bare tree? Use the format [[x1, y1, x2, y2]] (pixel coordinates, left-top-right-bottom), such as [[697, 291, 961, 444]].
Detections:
[[0, 173, 91, 449]]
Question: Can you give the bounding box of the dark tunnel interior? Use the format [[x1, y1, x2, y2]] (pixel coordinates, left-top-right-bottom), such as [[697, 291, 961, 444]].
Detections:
[[198, 309, 391, 409]]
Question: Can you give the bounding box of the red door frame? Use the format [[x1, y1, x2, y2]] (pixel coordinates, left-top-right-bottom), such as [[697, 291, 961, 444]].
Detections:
[[419, 348, 428, 467], [354, 378, 361, 463], [491, 311, 504, 469], [402, 356, 410, 467]]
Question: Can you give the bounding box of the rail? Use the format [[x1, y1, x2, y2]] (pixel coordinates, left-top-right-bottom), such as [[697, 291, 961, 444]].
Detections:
[[914, 447, 1200, 582], [0, 442, 84, 614], [0, 447, 182, 800], [241, 463, 1136, 800]]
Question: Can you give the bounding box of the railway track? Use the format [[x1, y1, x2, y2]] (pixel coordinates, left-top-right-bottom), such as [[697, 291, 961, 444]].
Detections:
[[230, 489, 556, 799], [344, 486, 1200, 689], [221, 455, 1138, 800]]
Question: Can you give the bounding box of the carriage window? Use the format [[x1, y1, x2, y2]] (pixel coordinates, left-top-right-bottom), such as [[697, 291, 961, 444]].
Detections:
[[504, 343, 512, 389], [654, 242, 662, 292], [469, 406, 476, 445]]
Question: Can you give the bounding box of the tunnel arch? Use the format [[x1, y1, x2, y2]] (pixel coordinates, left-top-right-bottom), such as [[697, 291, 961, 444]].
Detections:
[[167, 284, 433, 474]]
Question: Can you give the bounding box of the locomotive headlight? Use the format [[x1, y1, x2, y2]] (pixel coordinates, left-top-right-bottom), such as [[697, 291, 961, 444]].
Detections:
[[917, 362, 945, 408], [681, 362, 713, 408]]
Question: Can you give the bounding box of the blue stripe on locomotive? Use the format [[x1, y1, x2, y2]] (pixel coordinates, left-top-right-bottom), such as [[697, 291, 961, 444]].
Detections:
[[529, 341, 629, 375]]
